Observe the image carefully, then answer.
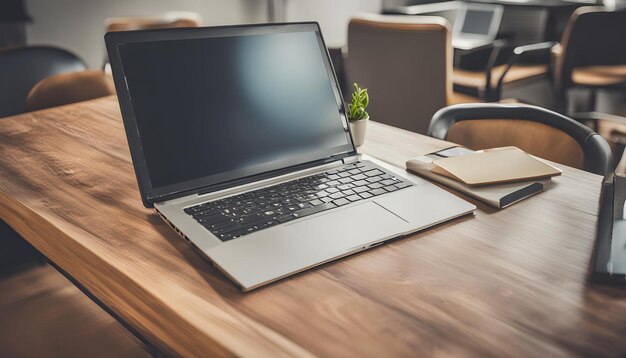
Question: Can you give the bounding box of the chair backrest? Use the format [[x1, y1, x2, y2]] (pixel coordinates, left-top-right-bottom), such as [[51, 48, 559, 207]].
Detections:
[[105, 12, 201, 32], [102, 12, 202, 71], [0, 46, 86, 118], [556, 6, 626, 91], [25, 70, 115, 112], [346, 14, 451, 134], [429, 103, 613, 176]]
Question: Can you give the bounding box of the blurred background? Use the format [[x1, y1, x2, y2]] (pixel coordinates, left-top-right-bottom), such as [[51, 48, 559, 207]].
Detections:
[[1, 0, 625, 356], [3, 0, 624, 118], [2, 0, 380, 68]]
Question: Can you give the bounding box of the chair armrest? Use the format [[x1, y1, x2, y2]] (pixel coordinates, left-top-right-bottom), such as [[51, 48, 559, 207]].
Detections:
[[490, 41, 557, 101], [512, 41, 557, 56]]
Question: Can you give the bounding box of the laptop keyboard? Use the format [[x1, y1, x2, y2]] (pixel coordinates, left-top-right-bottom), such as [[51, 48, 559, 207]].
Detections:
[[183, 161, 413, 241]]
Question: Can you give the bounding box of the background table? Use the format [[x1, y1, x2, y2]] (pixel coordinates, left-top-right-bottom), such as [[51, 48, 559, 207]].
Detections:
[[384, 0, 586, 45], [0, 96, 625, 356]]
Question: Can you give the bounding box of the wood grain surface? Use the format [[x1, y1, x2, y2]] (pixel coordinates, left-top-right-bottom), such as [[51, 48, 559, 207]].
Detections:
[[0, 264, 150, 357], [0, 96, 625, 357]]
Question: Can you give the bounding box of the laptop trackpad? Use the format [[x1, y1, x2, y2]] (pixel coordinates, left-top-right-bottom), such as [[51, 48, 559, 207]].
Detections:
[[207, 201, 410, 289], [285, 201, 411, 251]]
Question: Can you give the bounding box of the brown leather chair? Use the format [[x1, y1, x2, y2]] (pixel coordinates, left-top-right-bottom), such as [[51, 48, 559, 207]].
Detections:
[[345, 14, 480, 135], [103, 12, 201, 71], [0, 46, 86, 118], [104, 12, 201, 32], [25, 71, 115, 112], [551, 6, 626, 112], [429, 103, 613, 176], [0, 46, 85, 270]]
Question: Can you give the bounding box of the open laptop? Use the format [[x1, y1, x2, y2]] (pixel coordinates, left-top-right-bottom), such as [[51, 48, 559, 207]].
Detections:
[[105, 23, 475, 291], [592, 173, 626, 285], [452, 3, 503, 50]]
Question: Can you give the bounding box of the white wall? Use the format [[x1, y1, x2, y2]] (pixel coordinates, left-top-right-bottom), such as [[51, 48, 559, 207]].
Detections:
[[283, 0, 382, 48], [24, 0, 381, 68], [25, 0, 266, 68]]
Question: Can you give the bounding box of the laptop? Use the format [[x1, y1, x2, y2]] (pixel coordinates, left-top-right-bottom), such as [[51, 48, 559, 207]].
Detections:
[[452, 3, 503, 50], [592, 173, 626, 285], [105, 23, 476, 291]]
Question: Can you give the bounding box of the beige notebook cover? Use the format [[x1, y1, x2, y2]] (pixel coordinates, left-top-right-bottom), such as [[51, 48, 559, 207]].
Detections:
[[431, 146, 561, 186], [406, 157, 552, 208], [406, 147, 555, 208]]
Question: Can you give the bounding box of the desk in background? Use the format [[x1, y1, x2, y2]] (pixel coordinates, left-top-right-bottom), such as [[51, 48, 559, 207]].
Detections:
[[384, 0, 590, 45], [467, 0, 591, 44], [0, 96, 625, 356]]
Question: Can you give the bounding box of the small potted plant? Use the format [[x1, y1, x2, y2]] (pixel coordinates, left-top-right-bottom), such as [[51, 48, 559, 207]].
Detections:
[[347, 82, 369, 147]]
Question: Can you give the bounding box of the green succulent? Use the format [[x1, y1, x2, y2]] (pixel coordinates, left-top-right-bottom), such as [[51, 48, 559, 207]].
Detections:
[[347, 83, 369, 122]]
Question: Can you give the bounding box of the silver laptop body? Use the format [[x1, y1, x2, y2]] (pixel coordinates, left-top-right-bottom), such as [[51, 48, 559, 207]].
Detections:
[[452, 3, 503, 50], [106, 23, 476, 291]]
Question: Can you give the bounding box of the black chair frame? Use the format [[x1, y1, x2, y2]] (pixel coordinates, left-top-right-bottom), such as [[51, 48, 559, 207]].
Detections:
[[0, 45, 85, 118], [429, 103, 614, 176]]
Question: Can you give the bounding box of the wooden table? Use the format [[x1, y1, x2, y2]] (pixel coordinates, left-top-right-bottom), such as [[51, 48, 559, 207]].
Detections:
[[1, 96, 625, 357]]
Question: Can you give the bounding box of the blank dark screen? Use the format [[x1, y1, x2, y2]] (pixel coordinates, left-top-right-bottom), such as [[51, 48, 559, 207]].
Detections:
[[461, 10, 494, 35], [118, 31, 351, 190]]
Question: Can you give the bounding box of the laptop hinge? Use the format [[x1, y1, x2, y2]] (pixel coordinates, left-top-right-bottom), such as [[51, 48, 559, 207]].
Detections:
[[342, 155, 359, 164]]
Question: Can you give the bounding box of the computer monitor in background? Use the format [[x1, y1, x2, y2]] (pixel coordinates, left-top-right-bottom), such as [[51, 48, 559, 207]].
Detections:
[[452, 3, 503, 50], [461, 8, 497, 35]]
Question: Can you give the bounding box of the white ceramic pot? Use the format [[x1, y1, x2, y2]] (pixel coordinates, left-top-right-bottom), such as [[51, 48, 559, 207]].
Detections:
[[349, 117, 368, 147]]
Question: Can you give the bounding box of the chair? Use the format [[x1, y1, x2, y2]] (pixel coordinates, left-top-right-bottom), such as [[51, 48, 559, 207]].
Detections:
[[428, 103, 613, 176], [25, 70, 115, 112], [453, 41, 552, 103], [103, 12, 202, 72], [104, 11, 202, 32], [0, 46, 85, 272], [551, 7, 626, 113], [104, 12, 201, 32], [0, 46, 86, 118], [345, 14, 480, 135]]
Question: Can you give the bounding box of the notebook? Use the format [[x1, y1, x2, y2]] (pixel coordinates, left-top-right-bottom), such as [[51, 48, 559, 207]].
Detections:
[[406, 146, 556, 208], [431, 146, 561, 186]]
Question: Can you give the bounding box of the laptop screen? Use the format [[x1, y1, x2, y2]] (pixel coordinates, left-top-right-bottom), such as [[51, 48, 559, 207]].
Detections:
[[115, 27, 353, 198], [461, 9, 495, 35]]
